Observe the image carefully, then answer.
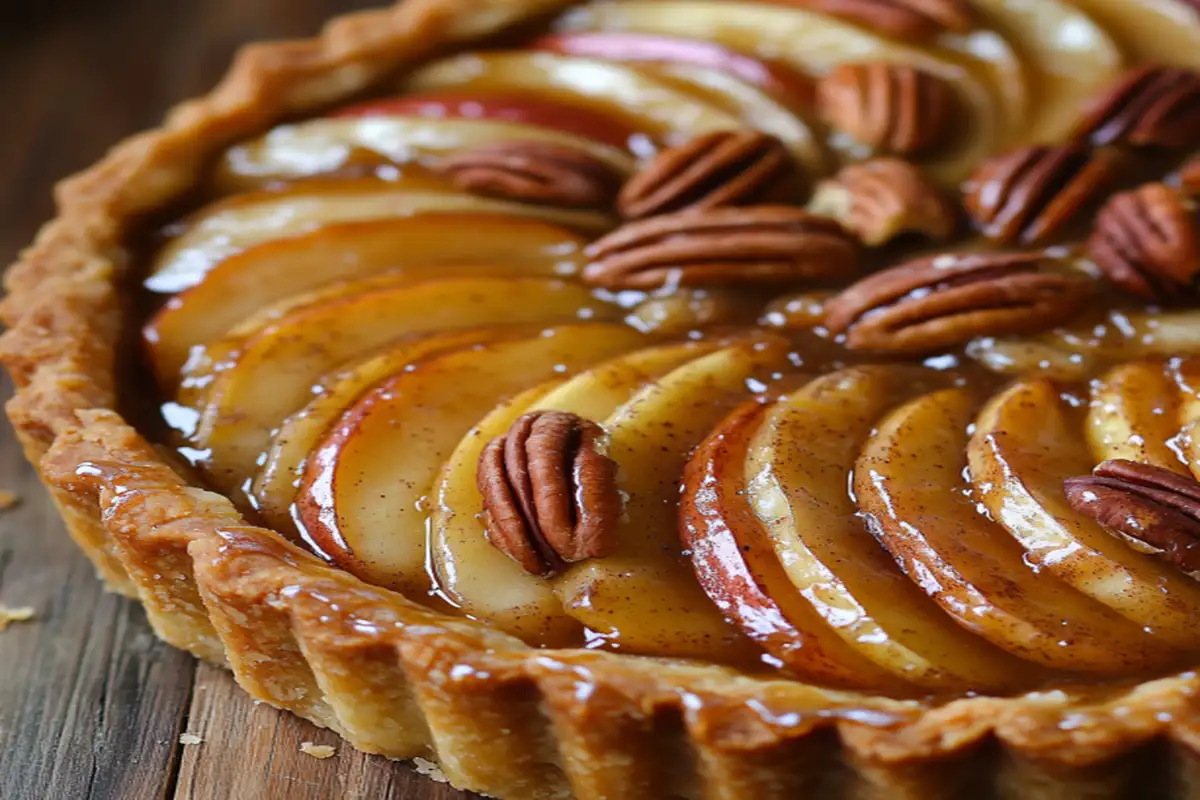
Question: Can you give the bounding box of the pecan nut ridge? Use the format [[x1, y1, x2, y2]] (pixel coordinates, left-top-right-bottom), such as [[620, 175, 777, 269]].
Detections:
[[817, 62, 957, 156], [478, 410, 621, 577], [583, 205, 859, 290], [823, 251, 1094, 354], [1089, 182, 1200, 301], [617, 129, 794, 220], [1065, 459, 1200, 576], [1074, 66, 1200, 149], [438, 141, 624, 209], [963, 145, 1122, 244], [807, 158, 957, 246]]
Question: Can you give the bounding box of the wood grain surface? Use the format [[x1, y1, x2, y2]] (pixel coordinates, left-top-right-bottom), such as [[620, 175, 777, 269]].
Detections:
[[0, 3, 478, 798]]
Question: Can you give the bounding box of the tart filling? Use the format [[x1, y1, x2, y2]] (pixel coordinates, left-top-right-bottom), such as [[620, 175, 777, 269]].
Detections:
[[11, 0, 1200, 796]]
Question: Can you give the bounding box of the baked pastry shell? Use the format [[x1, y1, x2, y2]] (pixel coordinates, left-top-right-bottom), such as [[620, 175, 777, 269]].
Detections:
[[4, 1, 1200, 797]]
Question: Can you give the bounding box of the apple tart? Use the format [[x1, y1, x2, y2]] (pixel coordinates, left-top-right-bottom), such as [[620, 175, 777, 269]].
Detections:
[[10, 0, 1200, 797]]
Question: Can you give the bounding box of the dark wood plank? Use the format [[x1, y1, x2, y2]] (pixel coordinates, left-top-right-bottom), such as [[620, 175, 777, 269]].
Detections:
[[0, 3, 476, 798]]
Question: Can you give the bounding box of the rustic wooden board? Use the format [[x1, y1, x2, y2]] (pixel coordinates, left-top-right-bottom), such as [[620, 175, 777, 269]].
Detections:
[[0, 3, 478, 798]]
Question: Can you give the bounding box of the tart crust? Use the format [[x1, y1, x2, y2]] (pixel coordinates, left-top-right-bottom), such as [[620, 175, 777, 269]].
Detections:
[[6, 1, 1200, 797]]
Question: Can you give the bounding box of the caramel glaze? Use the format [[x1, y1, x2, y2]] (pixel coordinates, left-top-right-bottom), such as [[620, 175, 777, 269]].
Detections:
[[131, 0, 1200, 699]]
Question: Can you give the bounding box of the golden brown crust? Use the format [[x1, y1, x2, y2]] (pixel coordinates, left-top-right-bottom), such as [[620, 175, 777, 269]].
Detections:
[[7, 1, 1200, 797]]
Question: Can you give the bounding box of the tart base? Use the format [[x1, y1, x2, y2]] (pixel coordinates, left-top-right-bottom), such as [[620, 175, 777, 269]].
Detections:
[[6, 1, 1200, 797]]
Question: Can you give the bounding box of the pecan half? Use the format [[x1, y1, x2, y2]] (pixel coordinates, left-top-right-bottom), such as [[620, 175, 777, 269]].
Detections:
[[823, 252, 1094, 354], [438, 141, 623, 209], [617, 130, 793, 219], [807, 158, 957, 246], [1074, 66, 1200, 149], [1064, 459, 1200, 576], [818, 62, 957, 155], [797, 0, 973, 40], [963, 145, 1123, 244], [1089, 183, 1199, 301], [477, 411, 620, 577], [583, 206, 858, 290]]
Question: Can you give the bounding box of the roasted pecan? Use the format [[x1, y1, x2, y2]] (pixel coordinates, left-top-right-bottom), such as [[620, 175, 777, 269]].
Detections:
[[797, 0, 973, 40], [1089, 183, 1199, 301], [963, 145, 1123, 244], [477, 411, 620, 577], [817, 62, 957, 155], [1064, 459, 1200, 575], [1074, 66, 1200, 149], [438, 141, 623, 209], [617, 130, 793, 219], [823, 251, 1094, 354], [583, 206, 858, 290], [807, 158, 957, 246]]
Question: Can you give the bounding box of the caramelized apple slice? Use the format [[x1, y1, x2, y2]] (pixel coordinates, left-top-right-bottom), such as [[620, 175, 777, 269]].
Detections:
[[431, 342, 712, 643], [252, 325, 530, 533], [745, 367, 1022, 691], [969, 379, 1200, 648], [1170, 358, 1200, 482], [146, 214, 588, 380], [402, 52, 747, 146], [294, 324, 647, 598], [214, 116, 635, 192], [555, 0, 1004, 181], [969, 310, 1200, 379], [550, 339, 789, 660], [682, 400, 911, 690], [146, 178, 612, 294], [1070, 0, 1200, 67], [190, 277, 620, 497], [1086, 362, 1190, 474], [956, 0, 1121, 144], [857, 387, 1173, 673]]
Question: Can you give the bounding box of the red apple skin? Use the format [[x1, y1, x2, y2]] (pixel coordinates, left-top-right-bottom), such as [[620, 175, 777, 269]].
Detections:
[[332, 91, 637, 149], [680, 400, 908, 692], [532, 32, 814, 110]]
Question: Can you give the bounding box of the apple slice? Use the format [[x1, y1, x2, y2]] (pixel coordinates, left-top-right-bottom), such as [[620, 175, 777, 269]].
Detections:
[[401, 52, 747, 146], [968, 379, 1200, 649], [430, 341, 713, 644], [251, 325, 531, 533], [963, 0, 1122, 144], [294, 323, 647, 599], [744, 366, 1023, 691], [1070, 0, 1200, 67], [1170, 358, 1200, 482], [1086, 361, 1190, 474], [145, 214, 588, 381], [332, 91, 638, 148], [857, 387, 1174, 674], [214, 115, 635, 193], [553, 0, 1003, 182], [681, 399, 913, 691], [189, 277, 622, 499], [532, 32, 815, 108], [145, 178, 613, 294], [548, 338, 790, 660]]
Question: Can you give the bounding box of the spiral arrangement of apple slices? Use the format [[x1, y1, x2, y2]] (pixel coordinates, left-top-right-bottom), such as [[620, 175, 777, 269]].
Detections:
[[144, 0, 1200, 695]]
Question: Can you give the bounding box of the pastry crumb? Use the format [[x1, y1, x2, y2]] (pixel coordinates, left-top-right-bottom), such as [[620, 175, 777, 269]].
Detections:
[[411, 756, 449, 783], [179, 733, 203, 745], [300, 742, 336, 759], [0, 605, 35, 632], [0, 490, 19, 510]]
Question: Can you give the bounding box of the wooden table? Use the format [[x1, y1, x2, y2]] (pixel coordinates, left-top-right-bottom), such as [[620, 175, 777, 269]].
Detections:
[[0, 3, 477, 797]]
